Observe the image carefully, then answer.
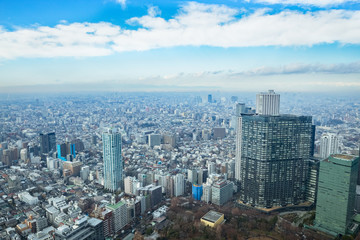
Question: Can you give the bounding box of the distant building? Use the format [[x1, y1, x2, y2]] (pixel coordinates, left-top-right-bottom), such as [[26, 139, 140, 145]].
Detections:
[[256, 90, 280, 116], [63, 161, 82, 177], [235, 103, 245, 117], [208, 94, 212, 103], [174, 174, 184, 197], [148, 134, 161, 148], [40, 132, 56, 154], [213, 128, 226, 140], [136, 185, 162, 209], [320, 133, 339, 159], [102, 128, 123, 192], [314, 154, 359, 236]]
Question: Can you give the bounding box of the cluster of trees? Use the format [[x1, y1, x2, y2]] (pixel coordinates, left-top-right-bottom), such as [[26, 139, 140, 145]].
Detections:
[[156, 198, 332, 240]]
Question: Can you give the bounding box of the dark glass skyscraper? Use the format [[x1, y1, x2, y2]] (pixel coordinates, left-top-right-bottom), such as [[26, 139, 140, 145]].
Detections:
[[239, 114, 312, 208], [39, 132, 56, 154]]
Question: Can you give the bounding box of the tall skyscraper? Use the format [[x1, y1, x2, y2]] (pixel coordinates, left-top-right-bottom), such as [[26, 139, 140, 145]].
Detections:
[[239, 115, 312, 208], [256, 90, 280, 116], [314, 154, 358, 236], [208, 94, 212, 103], [320, 133, 339, 159], [103, 128, 123, 192], [236, 91, 312, 208], [40, 132, 56, 154]]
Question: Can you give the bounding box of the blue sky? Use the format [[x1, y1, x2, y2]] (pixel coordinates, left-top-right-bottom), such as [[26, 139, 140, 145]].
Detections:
[[0, 0, 360, 92]]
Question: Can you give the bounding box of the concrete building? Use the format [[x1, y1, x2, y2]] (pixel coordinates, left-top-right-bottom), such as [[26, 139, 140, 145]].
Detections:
[[102, 128, 123, 192], [211, 180, 233, 206], [202, 184, 212, 203], [18, 192, 39, 205], [106, 201, 127, 234], [173, 174, 184, 197], [314, 154, 359, 236], [255, 90, 280, 116], [148, 134, 161, 148], [320, 133, 339, 159]]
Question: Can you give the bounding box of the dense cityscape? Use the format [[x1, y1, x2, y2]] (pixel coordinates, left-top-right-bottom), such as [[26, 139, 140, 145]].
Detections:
[[0, 91, 359, 240]]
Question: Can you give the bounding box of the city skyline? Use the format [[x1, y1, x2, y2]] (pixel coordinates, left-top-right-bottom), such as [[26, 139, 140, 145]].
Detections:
[[1, 0, 360, 93]]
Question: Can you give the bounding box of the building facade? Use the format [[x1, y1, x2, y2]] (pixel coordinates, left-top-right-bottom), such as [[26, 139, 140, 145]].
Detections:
[[102, 129, 123, 192], [255, 90, 280, 116], [211, 180, 233, 206], [320, 133, 339, 159], [314, 154, 359, 236], [239, 114, 312, 208]]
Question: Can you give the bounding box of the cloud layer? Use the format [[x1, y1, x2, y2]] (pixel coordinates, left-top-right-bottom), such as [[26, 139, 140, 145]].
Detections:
[[250, 0, 360, 7], [1, 2, 360, 59]]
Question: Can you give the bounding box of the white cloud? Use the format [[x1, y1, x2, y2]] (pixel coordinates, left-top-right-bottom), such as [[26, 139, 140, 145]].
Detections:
[[1, 2, 360, 59], [251, 0, 359, 7], [115, 0, 126, 8]]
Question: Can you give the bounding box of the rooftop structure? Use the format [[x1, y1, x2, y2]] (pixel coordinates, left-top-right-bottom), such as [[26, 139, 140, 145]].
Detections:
[[200, 210, 224, 228]]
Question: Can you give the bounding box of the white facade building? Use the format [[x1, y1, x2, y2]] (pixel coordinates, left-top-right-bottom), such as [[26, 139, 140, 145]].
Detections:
[[256, 90, 280, 116], [320, 133, 339, 159], [18, 192, 39, 205]]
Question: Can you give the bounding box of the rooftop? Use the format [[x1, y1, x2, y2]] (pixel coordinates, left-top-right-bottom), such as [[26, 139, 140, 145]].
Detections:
[[332, 154, 356, 161], [201, 210, 224, 223], [106, 201, 125, 210]]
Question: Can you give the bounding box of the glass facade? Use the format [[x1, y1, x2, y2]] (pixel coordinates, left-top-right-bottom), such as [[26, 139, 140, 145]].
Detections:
[[314, 154, 359, 236], [240, 115, 312, 208], [103, 130, 123, 192]]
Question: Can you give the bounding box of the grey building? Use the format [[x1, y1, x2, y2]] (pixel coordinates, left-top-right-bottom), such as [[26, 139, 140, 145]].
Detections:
[[239, 114, 312, 208], [211, 180, 234, 206]]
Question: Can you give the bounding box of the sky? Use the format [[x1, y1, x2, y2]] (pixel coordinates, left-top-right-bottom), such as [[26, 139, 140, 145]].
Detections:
[[0, 0, 360, 93]]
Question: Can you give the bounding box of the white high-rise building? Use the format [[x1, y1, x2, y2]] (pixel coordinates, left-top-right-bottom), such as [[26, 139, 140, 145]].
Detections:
[[235, 116, 243, 181], [320, 133, 339, 159], [103, 128, 123, 192], [174, 174, 184, 197], [80, 165, 90, 181], [208, 162, 216, 175], [256, 90, 280, 116], [124, 176, 141, 195]]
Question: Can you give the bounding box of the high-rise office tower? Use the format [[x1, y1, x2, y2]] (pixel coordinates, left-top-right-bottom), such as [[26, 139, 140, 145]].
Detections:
[[256, 90, 280, 116], [236, 91, 312, 208], [320, 133, 339, 159], [40, 132, 56, 154], [239, 114, 312, 208], [314, 154, 358, 236], [103, 128, 123, 192]]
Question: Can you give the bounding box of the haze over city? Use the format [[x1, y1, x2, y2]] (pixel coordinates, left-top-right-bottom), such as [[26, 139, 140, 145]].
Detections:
[[1, 1, 360, 240]]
